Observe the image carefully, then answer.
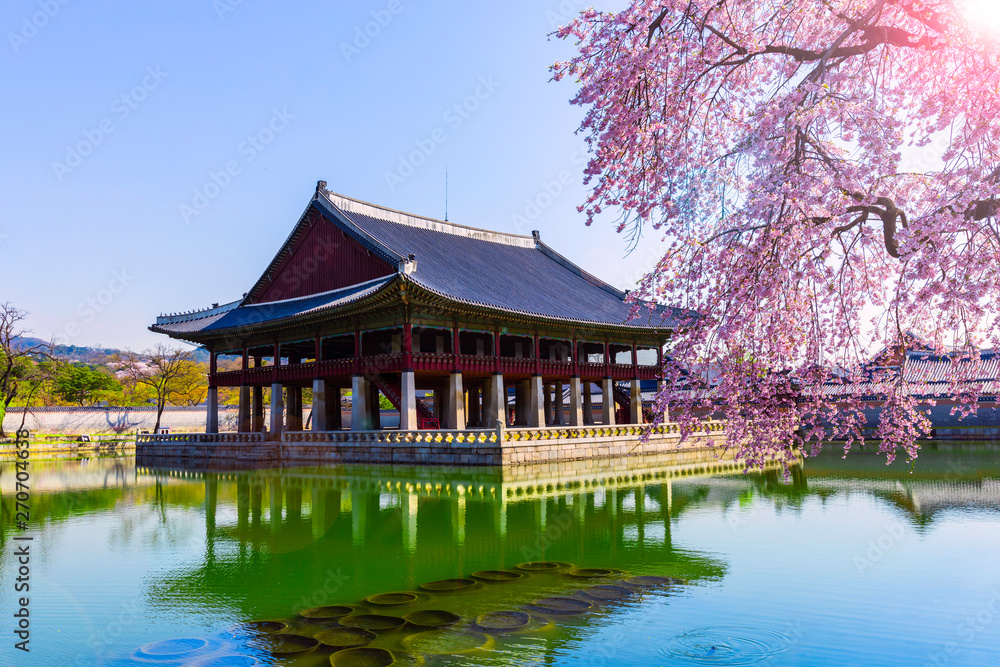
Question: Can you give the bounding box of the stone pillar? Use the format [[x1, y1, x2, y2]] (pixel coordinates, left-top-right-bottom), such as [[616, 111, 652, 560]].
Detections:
[[527, 375, 545, 427], [269, 383, 283, 436], [602, 378, 616, 426], [327, 386, 342, 430], [485, 374, 505, 428], [514, 380, 527, 426], [544, 384, 553, 425], [252, 386, 264, 432], [237, 385, 251, 432], [583, 381, 593, 425], [312, 379, 328, 431], [287, 386, 303, 432], [205, 387, 219, 434], [630, 378, 643, 424], [400, 370, 417, 430], [554, 381, 565, 425], [351, 375, 371, 430], [568, 377, 584, 426], [446, 372, 465, 430]]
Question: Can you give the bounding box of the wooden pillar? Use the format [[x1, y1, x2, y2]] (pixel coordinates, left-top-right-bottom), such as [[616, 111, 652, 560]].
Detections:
[[354, 328, 361, 376], [544, 383, 553, 425], [368, 381, 381, 430], [403, 322, 413, 370], [252, 356, 264, 432]]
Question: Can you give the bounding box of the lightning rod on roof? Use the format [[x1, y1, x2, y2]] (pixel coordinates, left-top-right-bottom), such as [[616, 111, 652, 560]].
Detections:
[[445, 169, 449, 222]]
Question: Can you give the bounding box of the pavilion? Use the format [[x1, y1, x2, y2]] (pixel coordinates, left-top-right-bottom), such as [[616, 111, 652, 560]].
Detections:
[[151, 181, 684, 437]]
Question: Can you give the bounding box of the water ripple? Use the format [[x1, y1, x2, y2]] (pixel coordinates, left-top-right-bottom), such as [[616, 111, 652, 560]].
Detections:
[[660, 625, 793, 665]]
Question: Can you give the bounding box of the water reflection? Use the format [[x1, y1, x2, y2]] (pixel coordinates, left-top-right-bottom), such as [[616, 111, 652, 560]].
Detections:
[[2, 445, 1000, 666]]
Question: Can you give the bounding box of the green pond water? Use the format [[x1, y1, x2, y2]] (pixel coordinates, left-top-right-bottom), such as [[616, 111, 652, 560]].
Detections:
[[2, 446, 1000, 666]]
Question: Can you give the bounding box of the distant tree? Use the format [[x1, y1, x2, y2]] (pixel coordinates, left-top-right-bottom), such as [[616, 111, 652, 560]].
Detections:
[[0, 303, 51, 437], [53, 363, 121, 406], [112, 345, 202, 432]]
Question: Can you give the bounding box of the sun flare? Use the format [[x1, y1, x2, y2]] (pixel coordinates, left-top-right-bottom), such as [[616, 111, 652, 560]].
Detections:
[[962, 0, 1000, 37]]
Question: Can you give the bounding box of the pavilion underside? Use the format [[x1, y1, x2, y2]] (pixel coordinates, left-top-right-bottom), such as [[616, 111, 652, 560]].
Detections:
[[187, 283, 667, 437]]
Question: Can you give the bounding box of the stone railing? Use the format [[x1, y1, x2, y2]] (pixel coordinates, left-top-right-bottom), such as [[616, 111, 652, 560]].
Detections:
[[279, 420, 725, 445], [136, 432, 267, 444], [501, 420, 724, 442], [283, 429, 502, 445]]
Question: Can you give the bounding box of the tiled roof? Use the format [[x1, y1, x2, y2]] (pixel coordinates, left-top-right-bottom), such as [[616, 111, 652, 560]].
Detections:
[[315, 190, 685, 328], [151, 184, 689, 338], [152, 276, 395, 335]]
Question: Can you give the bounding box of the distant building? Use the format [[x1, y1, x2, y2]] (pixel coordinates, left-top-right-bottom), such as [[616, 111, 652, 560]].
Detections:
[[822, 341, 999, 439], [151, 182, 681, 435]]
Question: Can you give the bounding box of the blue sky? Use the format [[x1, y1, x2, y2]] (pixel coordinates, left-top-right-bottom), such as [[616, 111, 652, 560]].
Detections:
[[0, 0, 653, 351]]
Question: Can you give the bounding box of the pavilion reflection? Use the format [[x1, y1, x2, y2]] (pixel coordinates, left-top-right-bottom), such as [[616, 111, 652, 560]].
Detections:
[[156, 446, 779, 565]]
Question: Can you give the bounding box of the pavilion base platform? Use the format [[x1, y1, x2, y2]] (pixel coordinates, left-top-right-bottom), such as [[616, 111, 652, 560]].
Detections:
[[135, 422, 726, 467]]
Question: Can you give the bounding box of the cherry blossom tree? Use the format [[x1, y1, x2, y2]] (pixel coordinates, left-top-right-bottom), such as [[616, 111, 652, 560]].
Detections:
[[553, 0, 1000, 466]]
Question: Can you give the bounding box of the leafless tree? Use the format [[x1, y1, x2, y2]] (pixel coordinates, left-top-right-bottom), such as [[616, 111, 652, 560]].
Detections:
[[112, 345, 199, 433], [0, 303, 51, 438]]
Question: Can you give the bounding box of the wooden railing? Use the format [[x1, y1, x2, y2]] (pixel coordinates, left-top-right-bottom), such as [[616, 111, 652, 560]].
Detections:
[[211, 354, 661, 386]]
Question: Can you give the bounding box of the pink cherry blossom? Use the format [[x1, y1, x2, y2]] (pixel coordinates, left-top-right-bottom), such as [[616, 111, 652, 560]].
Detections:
[[553, 0, 1000, 468]]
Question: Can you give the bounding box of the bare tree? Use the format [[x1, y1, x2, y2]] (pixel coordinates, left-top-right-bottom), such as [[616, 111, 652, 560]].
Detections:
[[112, 345, 199, 433], [0, 303, 51, 438]]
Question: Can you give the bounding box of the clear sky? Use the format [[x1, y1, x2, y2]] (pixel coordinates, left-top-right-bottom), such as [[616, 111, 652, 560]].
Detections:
[[0, 0, 655, 351]]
